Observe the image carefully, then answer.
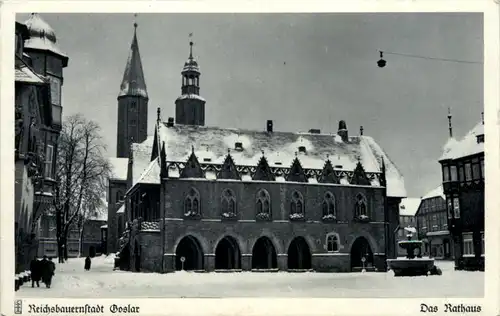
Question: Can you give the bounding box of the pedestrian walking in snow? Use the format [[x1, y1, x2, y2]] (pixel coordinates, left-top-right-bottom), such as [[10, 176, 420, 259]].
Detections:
[[84, 256, 92, 271], [40, 256, 48, 285], [41, 256, 55, 288], [30, 256, 41, 288]]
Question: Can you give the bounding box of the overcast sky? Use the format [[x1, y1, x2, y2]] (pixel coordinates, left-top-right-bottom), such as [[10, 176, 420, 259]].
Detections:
[[17, 13, 483, 198]]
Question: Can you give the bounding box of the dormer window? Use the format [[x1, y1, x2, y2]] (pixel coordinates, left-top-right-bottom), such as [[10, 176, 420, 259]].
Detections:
[[234, 142, 243, 151], [203, 158, 211, 162], [298, 146, 306, 153], [476, 134, 484, 143]]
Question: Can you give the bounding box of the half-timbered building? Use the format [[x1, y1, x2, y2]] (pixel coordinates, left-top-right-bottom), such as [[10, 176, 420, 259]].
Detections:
[[415, 185, 454, 260], [439, 116, 484, 271]]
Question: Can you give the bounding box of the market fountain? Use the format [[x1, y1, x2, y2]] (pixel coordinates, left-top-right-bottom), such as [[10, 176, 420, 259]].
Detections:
[[387, 227, 436, 277]]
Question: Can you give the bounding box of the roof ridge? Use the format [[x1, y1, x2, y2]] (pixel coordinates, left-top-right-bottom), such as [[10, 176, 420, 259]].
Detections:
[[160, 122, 347, 137]]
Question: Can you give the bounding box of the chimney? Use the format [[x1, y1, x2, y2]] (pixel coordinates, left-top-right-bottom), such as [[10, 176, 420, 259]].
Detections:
[[338, 120, 348, 142], [167, 117, 174, 127], [266, 120, 273, 133], [308, 129, 321, 134]]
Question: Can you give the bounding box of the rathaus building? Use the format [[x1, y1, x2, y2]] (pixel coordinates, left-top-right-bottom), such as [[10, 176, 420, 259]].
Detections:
[[107, 22, 407, 273]]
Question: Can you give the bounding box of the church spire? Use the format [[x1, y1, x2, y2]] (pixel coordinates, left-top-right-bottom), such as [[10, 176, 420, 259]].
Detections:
[[116, 15, 149, 158], [118, 17, 148, 99]]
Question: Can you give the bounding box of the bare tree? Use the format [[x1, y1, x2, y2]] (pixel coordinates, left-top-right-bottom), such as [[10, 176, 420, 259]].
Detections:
[[53, 114, 110, 263]]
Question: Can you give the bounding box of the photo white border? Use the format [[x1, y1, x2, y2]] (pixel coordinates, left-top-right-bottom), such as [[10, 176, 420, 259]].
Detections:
[[1, 1, 498, 315]]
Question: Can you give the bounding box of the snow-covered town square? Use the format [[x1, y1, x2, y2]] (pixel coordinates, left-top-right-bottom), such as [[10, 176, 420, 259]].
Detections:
[[12, 10, 486, 301], [16, 255, 483, 298]]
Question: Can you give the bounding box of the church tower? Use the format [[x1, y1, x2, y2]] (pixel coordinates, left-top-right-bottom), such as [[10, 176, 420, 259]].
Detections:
[[175, 40, 206, 126], [117, 21, 148, 158]]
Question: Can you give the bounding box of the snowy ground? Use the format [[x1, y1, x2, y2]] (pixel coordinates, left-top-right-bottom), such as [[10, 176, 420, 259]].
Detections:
[[16, 255, 483, 298]]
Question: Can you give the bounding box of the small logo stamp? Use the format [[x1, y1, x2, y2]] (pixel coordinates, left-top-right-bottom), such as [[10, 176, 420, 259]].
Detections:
[[14, 300, 22, 314]]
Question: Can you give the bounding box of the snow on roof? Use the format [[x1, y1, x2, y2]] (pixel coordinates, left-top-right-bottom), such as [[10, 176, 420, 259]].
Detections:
[[136, 157, 161, 185], [23, 14, 68, 59], [101, 224, 108, 229], [118, 30, 148, 98], [399, 198, 421, 217], [24, 37, 68, 58], [131, 136, 155, 186], [440, 122, 484, 161], [158, 123, 407, 197], [109, 157, 128, 181], [422, 184, 445, 200], [176, 94, 206, 102], [15, 64, 45, 84], [116, 204, 125, 214]]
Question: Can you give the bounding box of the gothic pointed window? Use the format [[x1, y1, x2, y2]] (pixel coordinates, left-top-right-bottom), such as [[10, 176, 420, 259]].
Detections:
[[221, 189, 237, 219], [184, 187, 200, 218], [322, 192, 336, 221], [354, 193, 368, 221], [326, 233, 340, 252], [256, 189, 271, 221], [289, 191, 304, 220]]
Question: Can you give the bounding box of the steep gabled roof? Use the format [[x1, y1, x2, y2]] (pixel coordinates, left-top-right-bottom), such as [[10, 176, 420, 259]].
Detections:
[[422, 184, 445, 200], [399, 197, 421, 217], [440, 121, 484, 161], [118, 26, 148, 99], [130, 136, 155, 186], [217, 152, 241, 180], [135, 157, 161, 185], [156, 123, 406, 197], [286, 157, 307, 182]]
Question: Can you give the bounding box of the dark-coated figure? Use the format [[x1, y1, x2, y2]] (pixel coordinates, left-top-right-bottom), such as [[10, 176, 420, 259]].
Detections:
[[41, 256, 55, 288], [30, 256, 41, 287], [84, 256, 92, 271]]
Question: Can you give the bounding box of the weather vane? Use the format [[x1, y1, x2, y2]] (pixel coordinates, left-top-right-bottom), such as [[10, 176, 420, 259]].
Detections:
[[133, 13, 138, 28]]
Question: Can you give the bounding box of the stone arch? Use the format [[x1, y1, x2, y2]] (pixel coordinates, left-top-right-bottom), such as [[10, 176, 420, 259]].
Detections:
[[287, 236, 312, 270], [251, 231, 284, 255], [347, 232, 379, 255], [213, 233, 247, 254], [251, 236, 278, 269], [215, 236, 242, 270], [285, 235, 316, 254], [173, 232, 210, 256], [175, 235, 204, 271], [350, 236, 374, 270]]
